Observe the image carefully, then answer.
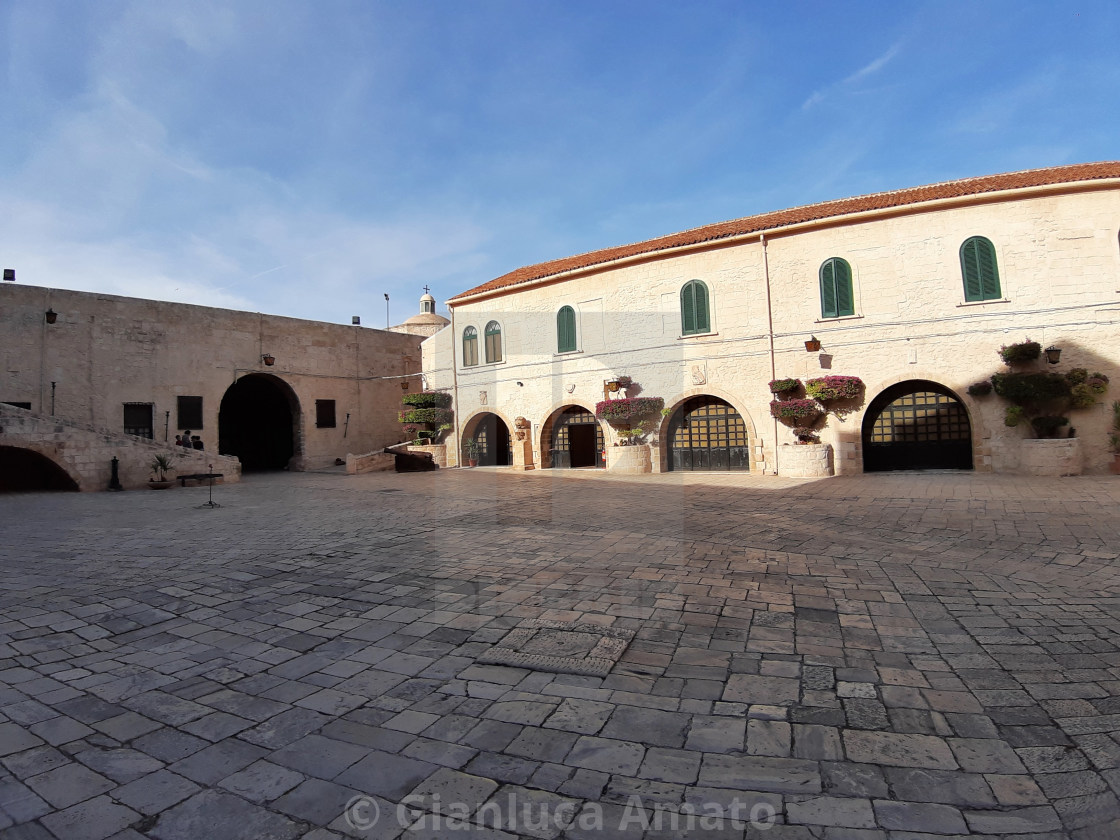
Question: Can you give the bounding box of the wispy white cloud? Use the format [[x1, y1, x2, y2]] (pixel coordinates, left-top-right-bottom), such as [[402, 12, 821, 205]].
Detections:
[[801, 38, 905, 111]]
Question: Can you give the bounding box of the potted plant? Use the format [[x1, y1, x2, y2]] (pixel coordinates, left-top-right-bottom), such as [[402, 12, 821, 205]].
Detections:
[[768, 378, 801, 397], [149, 453, 177, 489], [998, 340, 1041, 365], [463, 438, 481, 467], [805, 376, 864, 403]]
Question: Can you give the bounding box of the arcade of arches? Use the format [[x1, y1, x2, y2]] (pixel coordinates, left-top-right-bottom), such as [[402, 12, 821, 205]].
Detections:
[[666, 396, 750, 472], [546, 406, 604, 469], [466, 413, 511, 466], [862, 381, 973, 472], [218, 374, 299, 471]]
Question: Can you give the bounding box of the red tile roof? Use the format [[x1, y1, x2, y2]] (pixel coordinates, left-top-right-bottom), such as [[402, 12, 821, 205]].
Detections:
[[450, 161, 1120, 302]]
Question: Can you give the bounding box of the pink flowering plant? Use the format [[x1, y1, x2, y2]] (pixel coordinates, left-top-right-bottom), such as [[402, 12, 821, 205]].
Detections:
[[595, 397, 665, 424], [805, 376, 863, 402], [769, 398, 823, 427]]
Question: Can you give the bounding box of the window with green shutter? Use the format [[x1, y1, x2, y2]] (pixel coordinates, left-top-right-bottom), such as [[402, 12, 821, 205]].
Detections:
[[960, 236, 1001, 301], [462, 326, 478, 367], [484, 320, 503, 363], [557, 306, 576, 353], [680, 280, 710, 335], [819, 258, 855, 319]]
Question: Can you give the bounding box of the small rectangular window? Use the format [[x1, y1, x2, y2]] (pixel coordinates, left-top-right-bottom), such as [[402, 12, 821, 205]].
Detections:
[[316, 399, 337, 428], [177, 396, 203, 430], [123, 402, 154, 438]]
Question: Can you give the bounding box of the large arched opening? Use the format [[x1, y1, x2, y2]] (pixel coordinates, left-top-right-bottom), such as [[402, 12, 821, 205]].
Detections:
[[0, 447, 80, 493], [862, 380, 973, 472], [218, 374, 301, 471], [463, 412, 511, 466], [664, 395, 750, 471], [541, 405, 605, 469]]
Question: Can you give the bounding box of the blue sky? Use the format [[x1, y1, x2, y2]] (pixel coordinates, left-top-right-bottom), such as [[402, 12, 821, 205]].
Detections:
[[2, 1, 1117, 326]]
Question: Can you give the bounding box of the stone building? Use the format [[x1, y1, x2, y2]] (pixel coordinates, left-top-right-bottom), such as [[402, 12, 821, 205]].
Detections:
[[423, 162, 1120, 476], [1, 283, 424, 489], [388, 288, 450, 337]]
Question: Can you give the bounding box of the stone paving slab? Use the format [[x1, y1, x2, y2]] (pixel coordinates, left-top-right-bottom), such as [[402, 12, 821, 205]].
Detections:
[[2, 468, 1120, 838]]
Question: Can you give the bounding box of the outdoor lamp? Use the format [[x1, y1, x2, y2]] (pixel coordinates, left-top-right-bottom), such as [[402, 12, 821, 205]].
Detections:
[[1044, 346, 1061, 364]]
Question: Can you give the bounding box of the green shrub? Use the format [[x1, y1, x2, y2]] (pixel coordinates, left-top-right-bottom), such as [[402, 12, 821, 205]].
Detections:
[[990, 372, 1071, 406], [402, 391, 452, 408], [1065, 368, 1088, 386], [1070, 384, 1096, 410], [399, 407, 454, 426], [770, 398, 823, 427], [1004, 405, 1025, 427], [805, 376, 863, 402], [768, 378, 801, 395], [967, 381, 993, 397], [595, 397, 665, 424], [1030, 415, 1069, 438], [998, 341, 1041, 364]]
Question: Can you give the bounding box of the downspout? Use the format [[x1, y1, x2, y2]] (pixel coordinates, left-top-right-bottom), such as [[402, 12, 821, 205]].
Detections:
[[448, 303, 461, 467], [761, 234, 779, 475]]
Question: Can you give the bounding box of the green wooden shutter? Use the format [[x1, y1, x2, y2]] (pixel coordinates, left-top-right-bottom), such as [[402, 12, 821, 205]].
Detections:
[[835, 259, 854, 316], [557, 307, 575, 352], [681, 283, 696, 334], [961, 239, 983, 301], [694, 282, 710, 333], [820, 260, 837, 319], [977, 239, 1000, 299]]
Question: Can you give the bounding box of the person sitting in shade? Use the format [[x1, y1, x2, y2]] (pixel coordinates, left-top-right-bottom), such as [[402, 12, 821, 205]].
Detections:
[[181, 430, 194, 448], [191, 436, 203, 450]]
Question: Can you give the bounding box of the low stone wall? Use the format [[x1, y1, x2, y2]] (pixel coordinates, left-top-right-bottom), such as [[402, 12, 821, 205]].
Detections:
[[778, 443, 835, 478], [0, 404, 241, 491], [1019, 438, 1082, 476], [406, 444, 447, 468], [607, 444, 652, 474], [345, 450, 396, 474]]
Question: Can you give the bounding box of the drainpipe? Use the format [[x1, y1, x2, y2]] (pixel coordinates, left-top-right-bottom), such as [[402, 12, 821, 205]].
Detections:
[[449, 303, 461, 467], [761, 234, 779, 474]]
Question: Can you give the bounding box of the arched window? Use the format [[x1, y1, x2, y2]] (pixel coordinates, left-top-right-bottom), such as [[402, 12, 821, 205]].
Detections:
[[680, 280, 710, 335], [960, 236, 1001, 301], [557, 306, 577, 353], [819, 258, 855, 318], [462, 326, 478, 367], [484, 321, 503, 363]]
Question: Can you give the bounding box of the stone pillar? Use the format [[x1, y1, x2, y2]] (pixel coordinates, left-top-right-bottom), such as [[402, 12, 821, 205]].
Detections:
[[510, 417, 535, 470]]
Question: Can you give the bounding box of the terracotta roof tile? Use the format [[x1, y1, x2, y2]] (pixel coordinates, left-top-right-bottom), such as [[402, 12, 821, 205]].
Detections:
[[450, 161, 1120, 302]]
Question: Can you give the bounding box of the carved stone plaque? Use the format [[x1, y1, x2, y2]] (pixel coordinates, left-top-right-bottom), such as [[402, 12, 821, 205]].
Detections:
[[478, 619, 635, 677]]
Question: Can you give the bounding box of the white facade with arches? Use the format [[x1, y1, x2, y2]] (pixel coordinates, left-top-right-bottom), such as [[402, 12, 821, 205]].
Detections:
[[423, 163, 1120, 475]]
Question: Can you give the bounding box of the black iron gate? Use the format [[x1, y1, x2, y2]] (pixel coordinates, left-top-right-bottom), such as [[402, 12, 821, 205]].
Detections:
[[667, 396, 749, 471], [863, 384, 972, 471]]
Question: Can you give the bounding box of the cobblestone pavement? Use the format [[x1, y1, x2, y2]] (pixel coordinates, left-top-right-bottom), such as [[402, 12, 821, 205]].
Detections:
[[2, 468, 1120, 839]]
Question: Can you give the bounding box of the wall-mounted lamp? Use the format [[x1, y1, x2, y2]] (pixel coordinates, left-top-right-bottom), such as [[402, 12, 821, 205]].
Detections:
[[262, 353, 275, 366], [352, 316, 361, 325], [2, 269, 14, 282], [516, 381, 524, 387], [1044, 346, 1062, 365], [400, 380, 409, 390], [45, 308, 58, 324], [804, 336, 821, 352]]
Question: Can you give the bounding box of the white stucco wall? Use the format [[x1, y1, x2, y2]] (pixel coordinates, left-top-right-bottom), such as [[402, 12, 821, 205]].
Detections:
[[426, 181, 1120, 473]]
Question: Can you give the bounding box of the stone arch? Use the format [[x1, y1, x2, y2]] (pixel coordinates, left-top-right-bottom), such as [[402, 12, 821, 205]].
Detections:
[[656, 387, 759, 473], [0, 445, 81, 492], [861, 379, 974, 472], [460, 408, 515, 467], [538, 401, 606, 469], [860, 369, 988, 450], [218, 373, 302, 471]]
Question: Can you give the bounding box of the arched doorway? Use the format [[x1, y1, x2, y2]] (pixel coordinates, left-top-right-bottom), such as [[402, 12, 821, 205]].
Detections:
[[0, 447, 79, 492], [546, 406, 605, 469], [468, 413, 511, 466], [666, 396, 750, 471], [218, 374, 300, 471], [863, 381, 973, 472]]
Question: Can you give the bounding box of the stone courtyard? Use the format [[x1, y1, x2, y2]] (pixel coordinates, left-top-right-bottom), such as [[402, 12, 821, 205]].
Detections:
[[2, 467, 1120, 839]]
